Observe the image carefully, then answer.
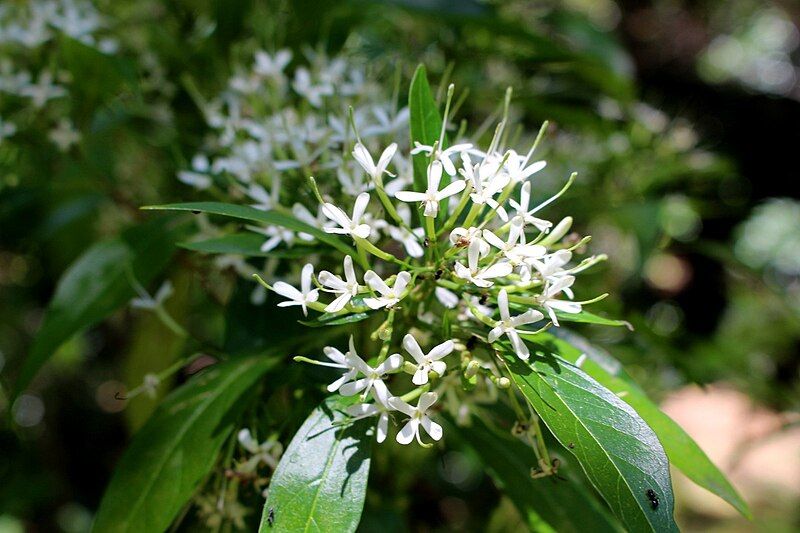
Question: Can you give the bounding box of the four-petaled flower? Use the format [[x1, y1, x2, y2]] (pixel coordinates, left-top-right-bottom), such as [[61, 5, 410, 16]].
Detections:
[[323, 192, 372, 239], [395, 161, 466, 217], [272, 263, 319, 316], [454, 238, 513, 287], [318, 255, 362, 312], [411, 142, 473, 176], [402, 334, 454, 385], [346, 402, 391, 443], [364, 270, 411, 309], [388, 392, 443, 445], [488, 290, 544, 360]]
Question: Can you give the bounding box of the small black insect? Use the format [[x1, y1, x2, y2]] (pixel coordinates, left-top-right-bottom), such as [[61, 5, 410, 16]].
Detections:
[[423, 238, 430, 247], [434, 269, 444, 280], [466, 336, 477, 350], [479, 293, 489, 305], [646, 489, 659, 510], [267, 507, 275, 527], [191, 210, 201, 214], [567, 442, 575, 449]]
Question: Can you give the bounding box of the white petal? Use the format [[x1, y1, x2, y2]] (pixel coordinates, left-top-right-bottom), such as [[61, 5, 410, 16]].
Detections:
[[393, 271, 411, 294], [272, 281, 302, 301], [388, 396, 415, 417], [376, 413, 389, 443], [487, 326, 503, 343], [377, 143, 397, 173], [428, 340, 454, 360], [339, 379, 368, 396], [396, 419, 418, 445], [511, 309, 544, 326], [417, 391, 438, 413], [436, 180, 466, 200], [322, 203, 351, 228], [481, 263, 513, 279], [412, 366, 429, 385], [352, 224, 371, 239], [427, 160, 443, 191], [324, 292, 351, 313], [421, 417, 443, 441], [363, 297, 387, 310], [394, 190, 427, 202], [430, 360, 447, 376], [364, 270, 390, 295], [402, 334, 425, 364], [498, 289, 511, 321], [508, 330, 529, 360]]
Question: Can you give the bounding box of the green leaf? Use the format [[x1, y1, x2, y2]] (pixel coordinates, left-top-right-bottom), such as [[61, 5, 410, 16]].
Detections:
[[15, 215, 185, 396], [260, 396, 373, 532], [180, 232, 318, 258], [555, 310, 632, 328], [448, 416, 622, 533], [144, 202, 357, 258], [409, 64, 443, 194], [503, 351, 678, 533], [299, 312, 371, 328], [93, 354, 278, 533], [532, 330, 752, 519]]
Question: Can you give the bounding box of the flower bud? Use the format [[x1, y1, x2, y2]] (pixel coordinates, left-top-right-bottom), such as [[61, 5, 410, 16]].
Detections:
[[539, 216, 572, 247], [464, 360, 480, 379], [497, 377, 511, 389]]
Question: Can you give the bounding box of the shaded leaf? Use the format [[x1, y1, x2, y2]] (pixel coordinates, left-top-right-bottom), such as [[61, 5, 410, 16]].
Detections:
[[16, 215, 186, 396], [93, 354, 278, 532], [180, 232, 318, 258], [260, 396, 373, 532], [144, 202, 357, 258], [299, 312, 372, 328], [503, 350, 678, 532]]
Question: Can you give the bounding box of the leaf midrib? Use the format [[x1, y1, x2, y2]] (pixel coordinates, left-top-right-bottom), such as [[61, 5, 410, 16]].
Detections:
[[302, 419, 346, 533]]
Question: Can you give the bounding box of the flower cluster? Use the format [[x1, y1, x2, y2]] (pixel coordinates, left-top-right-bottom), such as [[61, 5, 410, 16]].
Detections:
[[235, 80, 608, 446]]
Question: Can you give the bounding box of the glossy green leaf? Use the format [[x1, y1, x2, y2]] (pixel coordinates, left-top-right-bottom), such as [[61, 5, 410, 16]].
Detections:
[[93, 354, 278, 533], [260, 396, 373, 532], [556, 310, 632, 328], [409, 64, 443, 193], [144, 202, 357, 258], [180, 232, 318, 258], [16, 215, 185, 396], [530, 330, 752, 519], [503, 351, 678, 533], [299, 312, 371, 328], [449, 416, 622, 533]]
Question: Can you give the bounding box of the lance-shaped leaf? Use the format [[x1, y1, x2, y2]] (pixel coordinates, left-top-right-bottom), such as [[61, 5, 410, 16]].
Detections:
[[92, 354, 278, 532], [180, 233, 318, 258], [144, 202, 357, 259], [299, 312, 371, 328], [15, 215, 185, 396], [502, 350, 679, 533], [448, 416, 622, 533], [409, 64, 443, 193], [527, 330, 752, 519], [260, 396, 373, 532]]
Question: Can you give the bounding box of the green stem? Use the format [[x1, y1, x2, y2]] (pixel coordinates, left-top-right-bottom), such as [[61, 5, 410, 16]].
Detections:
[[441, 186, 472, 235]]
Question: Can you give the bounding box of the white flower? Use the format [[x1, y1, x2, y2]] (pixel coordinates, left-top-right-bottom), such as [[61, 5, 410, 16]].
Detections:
[[454, 239, 513, 288], [237, 428, 283, 471], [131, 281, 174, 310], [411, 142, 473, 176], [272, 263, 319, 316], [322, 192, 372, 239], [388, 392, 443, 445], [529, 249, 572, 281], [339, 338, 403, 404], [509, 181, 559, 233], [505, 149, 546, 184], [363, 271, 411, 309], [462, 153, 510, 220], [395, 161, 466, 218], [48, 119, 80, 152], [250, 224, 295, 252], [487, 290, 544, 360], [346, 402, 391, 443], [450, 226, 490, 255], [247, 178, 281, 211], [178, 154, 212, 190], [322, 345, 357, 392], [318, 255, 362, 312], [539, 275, 581, 326], [482, 220, 546, 264], [402, 334, 454, 385], [352, 142, 397, 182], [253, 49, 292, 78]]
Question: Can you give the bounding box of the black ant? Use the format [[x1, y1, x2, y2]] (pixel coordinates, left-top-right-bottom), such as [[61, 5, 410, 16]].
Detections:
[[646, 489, 659, 510], [434, 269, 444, 280], [567, 442, 575, 449], [267, 507, 275, 526], [479, 292, 489, 305], [423, 238, 430, 247]]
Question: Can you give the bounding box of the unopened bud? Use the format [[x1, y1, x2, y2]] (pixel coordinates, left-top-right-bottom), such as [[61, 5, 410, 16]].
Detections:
[[539, 216, 572, 247], [497, 377, 511, 389], [464, 360, 480, 379]]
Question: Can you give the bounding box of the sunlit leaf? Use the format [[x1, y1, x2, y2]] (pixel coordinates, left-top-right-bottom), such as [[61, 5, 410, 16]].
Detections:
[[503, 350, 678, 532], [260, 396, 373, 532]]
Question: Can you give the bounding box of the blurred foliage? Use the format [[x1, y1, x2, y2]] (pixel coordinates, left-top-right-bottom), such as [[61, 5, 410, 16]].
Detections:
[[0, 0, 798, 532]]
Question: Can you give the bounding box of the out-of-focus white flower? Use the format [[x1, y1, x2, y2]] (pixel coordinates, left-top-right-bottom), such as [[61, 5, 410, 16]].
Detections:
[[352, 142, 397, 182]]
